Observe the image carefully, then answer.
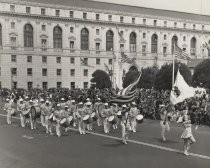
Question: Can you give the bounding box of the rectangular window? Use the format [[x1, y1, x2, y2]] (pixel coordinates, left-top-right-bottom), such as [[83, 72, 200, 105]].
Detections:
[[142, 45, 147, 56], [27, 68, 32, 76], [42, 82, 48, 90], [84, 82, 88, 89], [183, 48, 186, 52], [183, 23, 186, 29], [11, 55, 16, 62], [57, 82, 62, 89], [164, 21, 167, 27], [143, 19, 146, 25], [193, 24, 196, 30], [163, 47, 167, 57], [10, 5, 15, 12], [154, 20, 157, 26], [13, 82, 17, 89], [143, 33, 146, 39], [70, 11, 74, 18], [174, 22, 177, 28], [109, 59, 112, 65], [108, 15, 112, 21], [70, 57, 75, 64], [96, 43, 100, 54], [132, 17, 135, 24], [70, 41, 74, 49], [83, 12, 87, 19], [27, 82, 33, 90], [10, 37, 16, 49], [70, 69, 75, 76], [183, 36, 186, 41], [27, 56, 32, 63], [57, 69, 62, 76], [26, 7, 31, 14], [42, 56, 47, 63], [120, 16, 124, 23], [71, 82, 75, 89], [11, 68, 17, 76], [56, 57, 61, 63], [96, 58, 100, 65], [42, 68, 47, 76], [96, 14, 100, 20], [41, 8, 46, 15], [55, 10, 60, 17], [84, 69, 88, 77], [96, 29, 100, 35], [11, 22, 15, 29], [84, 58, 88, 65], [42, 25, 46, 31]]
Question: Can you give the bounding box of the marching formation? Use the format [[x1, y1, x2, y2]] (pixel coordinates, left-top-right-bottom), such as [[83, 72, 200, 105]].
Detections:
[[3, 94, 197, 155]]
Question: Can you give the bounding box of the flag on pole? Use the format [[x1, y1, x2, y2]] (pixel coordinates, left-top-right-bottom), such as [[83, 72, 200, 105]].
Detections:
[[170, 69, 195, 105], [174, 45, 191, 61], [80, 58, 94, 68], [121, 52, 135, 64], [104, 63, 109, 72], [116, 25, 124, 41]]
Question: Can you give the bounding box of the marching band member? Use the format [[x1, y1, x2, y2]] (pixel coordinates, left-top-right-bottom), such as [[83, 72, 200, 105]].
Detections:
[[69, 100, 77, 127], [101, 103, 112, 133], [60, 98, 66, 110], [40, 99, 46, 127], [27, 100, 36, 130], [85, 102, 93, 131], [17, 98, 27, 127], [128, 102, 139, 133], [54, 104, 63, 137], [120, 105, 129, 144], [76, 102, 86, 134], [159, 104, 170, 142], [181, 109, 196, 156], [4, 98, 15, 125], [111, 103, 119, 130], [42, 100, 53, 134], [94, 98, 103, 126], [63, 105, 70, 132]]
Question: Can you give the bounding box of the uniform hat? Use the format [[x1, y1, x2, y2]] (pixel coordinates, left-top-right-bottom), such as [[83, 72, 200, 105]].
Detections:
[[6, 98, 10, 101], [132, 102, 136, 105], [29, 100, 33, 103], [122, 105, 127, 108], [57, 104, 61, 107], [97, 98, 101, 101], [46, 100, 50, 103], [86, 98, 90, 101], [65, 105, 69, 108], [40, 99, 44, 102], [104, 103, 108, 106], [61, 98, 65, 101], [71, 100, 75, 103], [78, 102, 83, 105]]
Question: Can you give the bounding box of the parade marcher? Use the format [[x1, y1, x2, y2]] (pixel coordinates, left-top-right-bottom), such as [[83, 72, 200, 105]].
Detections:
[[3, 98, 15, 125], [159, 104, 170, 141], [27, 100, 37, 130], [69, 100, 77, 127], [60, 98, 66, 110], [85, 102, 93, 131], [181, 110, 196, 156], [40, 99, 46, 127], [42, 100, 53, 134], [76, 102, 86, 134], [53, 104, 64, 137], [63, 105, 70, 132], [128, 102, 139, 133], [17, 98, 28, 127], [111, 103, 119, 130], [66, 96, 72, 108], [120, 104, 129, 144], [101, 103, 112, 133], [94, 98, 103, 127]]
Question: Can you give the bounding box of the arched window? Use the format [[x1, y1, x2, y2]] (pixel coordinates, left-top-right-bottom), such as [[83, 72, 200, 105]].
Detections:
[[24, 24, 33, 47], [53, 26, 62, 49], [171, 35, 178, 54], [106, 30, 114, 51], [81, 28, 89, 50], [190, 37, 196, 55], [151, 34, 158, 53], [0, 24, 2, 46], [130, 32, 136, 52]]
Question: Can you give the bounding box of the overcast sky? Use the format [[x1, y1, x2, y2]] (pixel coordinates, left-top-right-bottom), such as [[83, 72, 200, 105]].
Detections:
[[91, 0, 210, 15]]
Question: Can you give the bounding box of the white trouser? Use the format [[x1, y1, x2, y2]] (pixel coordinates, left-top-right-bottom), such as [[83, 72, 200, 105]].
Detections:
[[41, 114, 46, 127], [20, 113, 26, 127], [29, 113, 36, 130], [6, 112, 12, 124], [44, 116, 51, 133], [129, 117, 137, 132], [78, 118, 85, 134], [121, 122, 128, 142], [103, 118, 110, 133], [56, 122, 61, 137]]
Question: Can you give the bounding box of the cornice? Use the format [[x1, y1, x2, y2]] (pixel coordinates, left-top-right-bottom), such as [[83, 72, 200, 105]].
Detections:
[[0, 11, 210, 35], [0, 0, 210, 25]]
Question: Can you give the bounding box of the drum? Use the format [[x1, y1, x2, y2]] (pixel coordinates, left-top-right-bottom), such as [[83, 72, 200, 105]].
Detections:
[[10, 109, 17, 116], [117, 111, 122, 119], [67, 116, 74, 126], [108, 115, 118, 125], [136, 114, 144, 124], [60, 118, 69, 128], [83, 115, 92, 124], [34, 106, 41, 118], [91, 112, 98, 121]]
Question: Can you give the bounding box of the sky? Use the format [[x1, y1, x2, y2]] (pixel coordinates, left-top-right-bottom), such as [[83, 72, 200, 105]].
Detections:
[[91, 0, 210, 15]]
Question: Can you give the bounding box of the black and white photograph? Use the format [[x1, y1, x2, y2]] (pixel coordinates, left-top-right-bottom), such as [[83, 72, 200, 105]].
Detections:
[[0, 0, 210, 167]]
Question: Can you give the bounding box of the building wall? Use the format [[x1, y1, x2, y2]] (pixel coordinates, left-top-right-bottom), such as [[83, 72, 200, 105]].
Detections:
[[0, 0, 210, 89]]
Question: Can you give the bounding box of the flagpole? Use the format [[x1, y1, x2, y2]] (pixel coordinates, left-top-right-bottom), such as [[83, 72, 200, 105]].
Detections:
[[172, 44, 175, 90]]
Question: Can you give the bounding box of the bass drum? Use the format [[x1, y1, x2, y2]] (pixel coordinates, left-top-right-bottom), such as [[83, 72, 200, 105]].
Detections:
[[83, 115, 92, 124], [108, 116, 118, 125], [136, 114, 144, 124], [91, 112, 98, 121]]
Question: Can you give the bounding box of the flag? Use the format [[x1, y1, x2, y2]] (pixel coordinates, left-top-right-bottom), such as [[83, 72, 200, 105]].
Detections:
[[104, 63, 109, 72], [116, 25, 125, 41], [80, 58, 94, 68], [121, 52, 135, 64], [174, 45, 191, 61], [170, 70, 195, 105]]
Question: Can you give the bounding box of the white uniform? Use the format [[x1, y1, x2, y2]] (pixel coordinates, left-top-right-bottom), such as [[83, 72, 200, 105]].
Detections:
[[101, 107, 112, 133], [4, 101, 15, 124], [128, 107, 138, 132], [76, 107, 86, 134]]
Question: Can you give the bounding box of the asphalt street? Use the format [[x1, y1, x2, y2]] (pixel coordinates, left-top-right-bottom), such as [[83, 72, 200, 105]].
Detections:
[[0, 107, 210, 168]]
